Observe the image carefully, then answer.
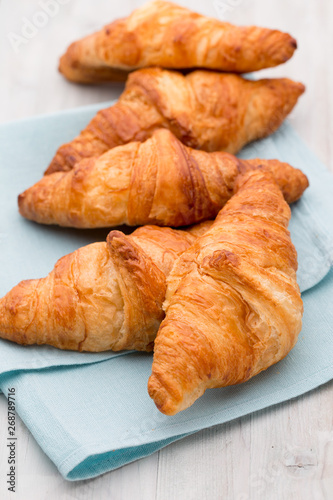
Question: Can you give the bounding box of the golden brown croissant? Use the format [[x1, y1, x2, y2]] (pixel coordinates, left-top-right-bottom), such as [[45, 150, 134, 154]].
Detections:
[[59, 0, 297, 84], [19, 129, 308, 229], [45, 68, 305, 174], [0, 223, 213, 352], [148, 168, 303, 415]]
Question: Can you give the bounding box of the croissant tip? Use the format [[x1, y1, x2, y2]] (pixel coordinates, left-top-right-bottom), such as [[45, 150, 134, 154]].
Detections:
[[277, 78, 305, 100], [107, 231, 147, 270], [59, 52, 70, 76], [155, 404, 176, 416], [17, 192, 26, 213], [59, 42, 86, 83], [281, 79, 305, 96], [107, 230, 125, 244], [148, 375, 177, 415], [296, 81, 306, 94], [58, 56, 63, 75]]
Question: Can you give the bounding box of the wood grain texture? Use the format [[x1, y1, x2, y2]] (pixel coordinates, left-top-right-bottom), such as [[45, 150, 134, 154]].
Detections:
[[0, 0, 332, 498]]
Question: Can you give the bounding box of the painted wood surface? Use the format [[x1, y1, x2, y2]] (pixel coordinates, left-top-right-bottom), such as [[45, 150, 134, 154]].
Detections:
[[0, 0, 332, 498]]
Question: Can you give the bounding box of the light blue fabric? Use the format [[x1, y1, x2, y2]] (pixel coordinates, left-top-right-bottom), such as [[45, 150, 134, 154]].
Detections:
[[0, 103, 135, 377], [0, 103, 333, 480]]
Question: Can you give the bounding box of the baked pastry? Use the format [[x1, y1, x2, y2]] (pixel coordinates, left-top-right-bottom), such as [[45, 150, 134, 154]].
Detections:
[[19, 129, 308, 228], [0, 223, 211, 352], [46, 68, 305, 174], [148, 168, 303, 415], [59, 0, 297, 84]]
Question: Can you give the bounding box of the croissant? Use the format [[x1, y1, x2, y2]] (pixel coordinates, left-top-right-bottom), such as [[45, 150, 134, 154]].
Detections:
[[148, 168, 304, 415], [0, 223, 213, 352], [59, 0, 297, 84], [20, 129, 308, 229], [45, 68, 305, 174]]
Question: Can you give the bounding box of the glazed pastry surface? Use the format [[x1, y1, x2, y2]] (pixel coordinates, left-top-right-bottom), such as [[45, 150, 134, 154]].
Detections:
[[148, 169, 304, 415], [59, 0, 297, 83], [20, 129, 308, 228], [46, 68, 305, 174], [0, 224, 209, 352]]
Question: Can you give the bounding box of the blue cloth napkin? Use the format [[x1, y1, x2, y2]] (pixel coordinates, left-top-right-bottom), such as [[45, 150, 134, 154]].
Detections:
[[0, 103, 136, 379], [0, 103, 333, 480]]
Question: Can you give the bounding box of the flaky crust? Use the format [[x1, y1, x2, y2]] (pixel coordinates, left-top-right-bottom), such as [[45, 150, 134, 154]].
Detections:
[[0, 225, 201, 352], [19, 129, 308, 228], [45, 68, 305, 174], [59, 0, 297, 83], [148, 169, 303, 415]]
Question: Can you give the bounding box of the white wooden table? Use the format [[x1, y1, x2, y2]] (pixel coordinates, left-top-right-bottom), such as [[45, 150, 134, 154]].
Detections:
[[0, 1, 332, 498]]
